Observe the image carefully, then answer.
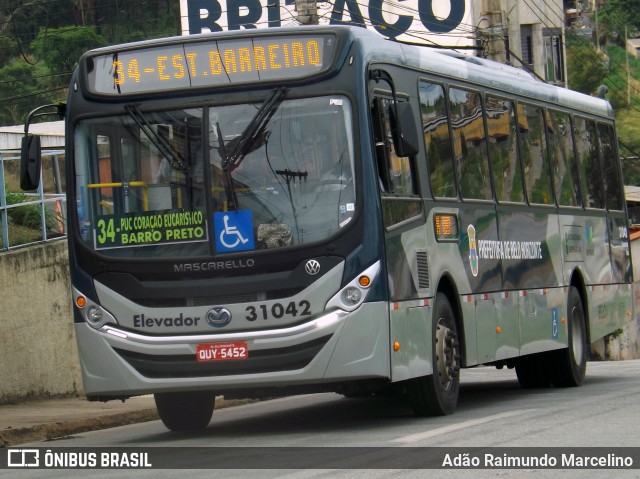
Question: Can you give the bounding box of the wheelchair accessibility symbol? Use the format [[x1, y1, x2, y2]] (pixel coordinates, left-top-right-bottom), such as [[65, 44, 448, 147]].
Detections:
[[214, 210, 255, 252]]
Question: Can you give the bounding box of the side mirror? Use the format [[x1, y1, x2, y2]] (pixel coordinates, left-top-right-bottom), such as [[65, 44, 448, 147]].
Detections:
[[389, 102, 419, 158], [20, 135, 42, 191]]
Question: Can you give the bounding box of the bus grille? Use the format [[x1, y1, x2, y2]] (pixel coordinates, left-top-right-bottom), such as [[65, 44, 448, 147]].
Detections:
[[416, 250, 430, 290], [113, 335, 332, 378]]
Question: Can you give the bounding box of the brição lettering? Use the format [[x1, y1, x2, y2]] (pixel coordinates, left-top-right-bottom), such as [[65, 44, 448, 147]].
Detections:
[[185, 0, 466, 37]]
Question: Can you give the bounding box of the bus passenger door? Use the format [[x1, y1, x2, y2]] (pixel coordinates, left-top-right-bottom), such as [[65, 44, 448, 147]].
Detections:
[[370, 88, 430, 381]]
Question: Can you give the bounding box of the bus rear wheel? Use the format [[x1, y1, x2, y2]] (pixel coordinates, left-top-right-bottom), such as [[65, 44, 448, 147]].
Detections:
[[552, 286, 587, 387], [515, 353, 552, 388], [154, 391, 216, 431], [407, 293, 461, 416]]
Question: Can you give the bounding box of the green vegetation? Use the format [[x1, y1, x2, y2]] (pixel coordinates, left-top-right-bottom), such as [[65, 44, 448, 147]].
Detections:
[[2, 183, 58, 247], [0, 1, 180, 126], [605, 44, 640, 185]]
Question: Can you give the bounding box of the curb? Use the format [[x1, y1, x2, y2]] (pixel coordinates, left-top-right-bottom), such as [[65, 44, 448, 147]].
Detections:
[[0, 409, 159, 448], [0, 398, 252, 447]]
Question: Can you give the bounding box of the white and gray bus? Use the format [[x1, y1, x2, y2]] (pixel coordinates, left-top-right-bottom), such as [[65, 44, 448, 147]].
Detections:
[[22, 25, 633, 430]]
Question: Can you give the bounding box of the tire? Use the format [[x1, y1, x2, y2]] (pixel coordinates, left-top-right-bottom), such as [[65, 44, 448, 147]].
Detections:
[[154, 391, 216, 431], [407, 292, 461, 416], [552, 286, 588, 387], [515, 353, 552, 388]]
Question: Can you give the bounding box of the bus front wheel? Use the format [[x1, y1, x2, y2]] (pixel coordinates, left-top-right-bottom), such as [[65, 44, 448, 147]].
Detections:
[[407, 292, 461, 416], [154, 391, 216, 431]]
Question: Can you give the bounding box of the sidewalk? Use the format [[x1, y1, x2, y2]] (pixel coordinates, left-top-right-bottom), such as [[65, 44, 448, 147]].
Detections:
[[0, 395, 159, 447]]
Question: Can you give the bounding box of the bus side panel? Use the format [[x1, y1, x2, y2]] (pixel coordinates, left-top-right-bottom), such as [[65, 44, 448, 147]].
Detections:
[[570, 213, 633, 341], [519, 287, 567, 356], [496, 207, 565, 356], [389, 302, 431, 381], [497, 207, 560, 291], [580, 215, 612, 285], [457, 204, 503, 365], [608, 212, 632, 284], [475, 293, 520, 363], [384, 215, 432, 381], [559, 211, 633, 344]]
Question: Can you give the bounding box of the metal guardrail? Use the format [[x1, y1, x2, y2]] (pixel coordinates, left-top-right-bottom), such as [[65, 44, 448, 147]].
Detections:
[[0, 148, 66, 251]]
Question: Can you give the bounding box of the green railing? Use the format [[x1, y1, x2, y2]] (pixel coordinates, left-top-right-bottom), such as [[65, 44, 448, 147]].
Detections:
[[1, 149, 66, 251]]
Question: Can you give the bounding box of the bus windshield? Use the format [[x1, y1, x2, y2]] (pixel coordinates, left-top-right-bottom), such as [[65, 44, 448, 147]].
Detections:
[[74, 95, 356, 258]]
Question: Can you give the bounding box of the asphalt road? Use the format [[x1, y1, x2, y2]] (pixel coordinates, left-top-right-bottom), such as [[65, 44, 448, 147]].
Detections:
[[4, 360, 640, 478]]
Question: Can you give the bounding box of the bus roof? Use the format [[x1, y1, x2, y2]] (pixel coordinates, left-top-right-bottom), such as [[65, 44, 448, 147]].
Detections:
[[82, 25, 612, 119], [345, 26, 613, 119]]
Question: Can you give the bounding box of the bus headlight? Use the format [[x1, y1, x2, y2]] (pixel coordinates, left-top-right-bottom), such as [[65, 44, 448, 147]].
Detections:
[[326, 261, 380, 312], [87, 306, 103, 324], [342, 287, 362, 305]]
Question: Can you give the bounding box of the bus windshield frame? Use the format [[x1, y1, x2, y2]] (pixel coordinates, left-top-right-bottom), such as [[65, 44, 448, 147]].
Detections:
[[73, 92, 357, 258]]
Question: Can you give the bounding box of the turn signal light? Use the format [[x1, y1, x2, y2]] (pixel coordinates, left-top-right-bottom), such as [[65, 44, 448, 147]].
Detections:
[[76, 296, 86, 308]]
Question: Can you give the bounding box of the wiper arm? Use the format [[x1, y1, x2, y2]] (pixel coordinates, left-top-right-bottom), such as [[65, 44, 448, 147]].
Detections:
[[221, 87, 287, 173], [216, 121, 238, 210], [219, 87, 287, 209], [125, 104, 186, 171]]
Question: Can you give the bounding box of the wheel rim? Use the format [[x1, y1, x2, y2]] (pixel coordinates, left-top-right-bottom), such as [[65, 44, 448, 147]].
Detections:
[[435, 318, 459, 391], [570, 305, 585, 366]]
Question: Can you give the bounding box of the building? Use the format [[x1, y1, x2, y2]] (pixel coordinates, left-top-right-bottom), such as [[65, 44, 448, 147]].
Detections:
[[0, 121, 64, 150], [474, 0, 567, 86], [627, 37, 640, 59]]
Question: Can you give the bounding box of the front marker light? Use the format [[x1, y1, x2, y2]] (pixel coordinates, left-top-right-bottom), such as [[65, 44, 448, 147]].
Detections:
[[326, 261, 381, 312]]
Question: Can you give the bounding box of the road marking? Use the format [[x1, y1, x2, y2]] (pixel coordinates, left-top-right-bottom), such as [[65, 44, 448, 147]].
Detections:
[[393, 409, 537, 444]]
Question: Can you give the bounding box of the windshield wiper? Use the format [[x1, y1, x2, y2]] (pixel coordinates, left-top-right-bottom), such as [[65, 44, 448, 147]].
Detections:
[[125, 104, 186, 171], [218, 87, 287, 209]]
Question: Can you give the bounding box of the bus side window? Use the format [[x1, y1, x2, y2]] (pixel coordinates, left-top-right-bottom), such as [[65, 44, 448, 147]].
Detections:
[[486, 96, 524, 203], [518, 103, 554, 205], [448, 87, 492, 201], [598, 123, 624, 211], [419, 81, 456, 199], [372, 96, 418, 197], [574, 117, 605, 209], [547, 110, 580, 207]]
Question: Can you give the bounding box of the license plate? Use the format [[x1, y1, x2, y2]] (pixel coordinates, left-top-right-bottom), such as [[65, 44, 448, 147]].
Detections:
[[196, 341, 248, 362]]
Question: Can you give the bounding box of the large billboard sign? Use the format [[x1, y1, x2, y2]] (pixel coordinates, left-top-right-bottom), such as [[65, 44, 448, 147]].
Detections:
[[180, 0, 475, 49]]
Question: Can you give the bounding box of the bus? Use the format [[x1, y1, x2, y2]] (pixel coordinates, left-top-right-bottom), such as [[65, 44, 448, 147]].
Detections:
[[21, 25, 633, 431]]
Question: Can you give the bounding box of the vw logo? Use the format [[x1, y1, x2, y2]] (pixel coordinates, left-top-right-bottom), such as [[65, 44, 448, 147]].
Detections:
[[305, 259, 321, 276], [206, 307, 232, 328]]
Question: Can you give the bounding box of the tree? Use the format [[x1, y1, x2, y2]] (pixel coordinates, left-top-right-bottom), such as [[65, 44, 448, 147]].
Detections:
[[0, 0, 179, 124], [596, 0, 640, 44], [566, 33, 608, 95], [31, 26, 108, 72], [0, 59, 58, 125]]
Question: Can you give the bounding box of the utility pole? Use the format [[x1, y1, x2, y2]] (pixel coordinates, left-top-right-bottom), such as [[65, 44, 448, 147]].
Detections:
[[480, 0, 506, 63], [295, 0, 319, 25], [626, 26, 631, 106], [594, 0, 600, 51]]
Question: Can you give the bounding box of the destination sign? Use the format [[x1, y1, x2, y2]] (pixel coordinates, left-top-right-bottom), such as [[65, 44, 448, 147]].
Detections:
[[94, 209, 208, 249], [84, 34, 335, 96]]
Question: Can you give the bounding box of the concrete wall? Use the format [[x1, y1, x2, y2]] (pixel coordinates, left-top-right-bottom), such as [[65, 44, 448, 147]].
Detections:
[[0, 240, 81, 403], [0, 240, 639, 403]]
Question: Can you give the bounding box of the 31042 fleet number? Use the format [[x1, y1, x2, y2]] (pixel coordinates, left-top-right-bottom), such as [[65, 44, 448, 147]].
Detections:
[[245, 300, 311, 321]]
